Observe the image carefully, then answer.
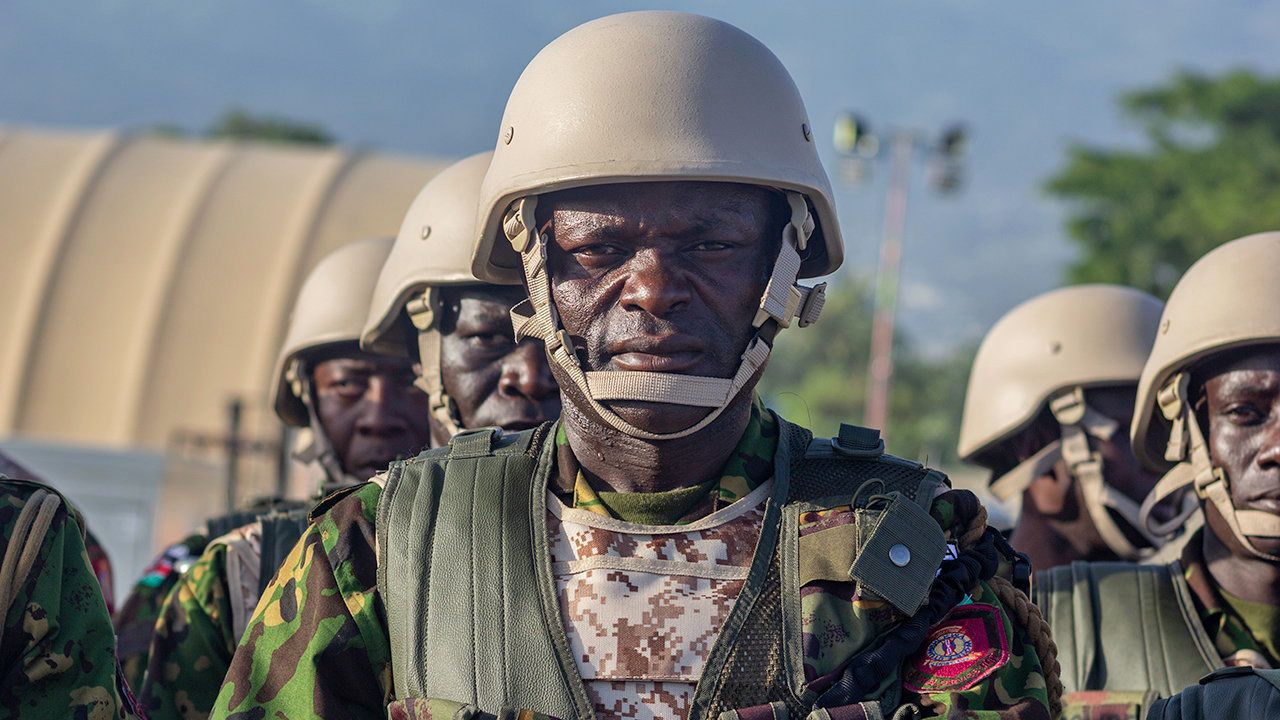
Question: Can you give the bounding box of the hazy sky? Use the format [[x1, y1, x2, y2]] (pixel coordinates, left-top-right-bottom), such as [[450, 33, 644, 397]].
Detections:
[[5, 1, 1280, 352]]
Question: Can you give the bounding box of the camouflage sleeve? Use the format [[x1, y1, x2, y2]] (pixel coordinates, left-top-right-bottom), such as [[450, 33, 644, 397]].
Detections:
[[140, 540, 238, 720], [84, 528, 116, 615], [211, 481, 390, 720], [893, 490, 1051, 719], [907, 580, 1051, 720], [0, 486, 141, 718], [114, 531, 208, 690]]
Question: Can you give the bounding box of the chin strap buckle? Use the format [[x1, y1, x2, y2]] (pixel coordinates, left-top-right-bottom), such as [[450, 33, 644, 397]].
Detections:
[[796, 282, 827, 327], [1157, 373, 1191, 462], [404, 288, 437, 331]]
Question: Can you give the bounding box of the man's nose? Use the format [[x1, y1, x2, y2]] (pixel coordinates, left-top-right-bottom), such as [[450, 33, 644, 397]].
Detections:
[[499, 341, 557, 402], [618, 249, 691, 318], [355, 377, 411, 436], [1258, 415, 1280, 470]]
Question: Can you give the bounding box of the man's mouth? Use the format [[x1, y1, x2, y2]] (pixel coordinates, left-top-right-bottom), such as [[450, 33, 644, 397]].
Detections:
[[1244, 484, 1280, 514], [607, 335, 706, 373]]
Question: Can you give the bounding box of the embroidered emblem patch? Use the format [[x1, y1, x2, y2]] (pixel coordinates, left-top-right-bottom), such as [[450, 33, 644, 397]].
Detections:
[[901, 602, 1010, 693]]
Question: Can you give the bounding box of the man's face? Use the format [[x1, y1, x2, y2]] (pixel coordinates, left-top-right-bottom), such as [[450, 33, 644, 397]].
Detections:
[[1087, 385, 1161, 507], [1201, 346, 1280, 556], [1019, 385, 1162, 536], [438, 285, 559, 438], [312, 350, 432, 480], [540, 181, 784, 433]]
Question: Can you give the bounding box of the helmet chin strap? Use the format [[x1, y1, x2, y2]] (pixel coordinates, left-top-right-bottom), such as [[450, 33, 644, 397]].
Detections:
[[287, 359, 360, 495], [988, 386, 1162, 560], [504, 192, 826, 442], [404, 288, 463, 440], [1140, 372, 1280, 562]]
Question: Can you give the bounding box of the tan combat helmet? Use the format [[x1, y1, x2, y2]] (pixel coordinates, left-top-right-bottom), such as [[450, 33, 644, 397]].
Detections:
[[362, 152, 491, 438], [958, 285, 1165, 559], [472, 11, 836, 441], [272, 236, 395, 487], [1133, 232, 1280, 561]]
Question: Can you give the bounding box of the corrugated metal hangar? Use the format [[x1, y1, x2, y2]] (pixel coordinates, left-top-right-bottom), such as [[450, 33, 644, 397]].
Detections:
[[0, 125, 445, 590]]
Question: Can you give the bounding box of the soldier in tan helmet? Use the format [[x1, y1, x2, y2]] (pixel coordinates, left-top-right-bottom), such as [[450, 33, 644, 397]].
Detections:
[[133, 237, 435, 717], [114, 236, 432, 691], [359, 151, 560, 447], [215, 13, 1057, 720], [171, 153, 556, 720], [958, 284, 1169, 568], [1034, 232, 1280, 719]]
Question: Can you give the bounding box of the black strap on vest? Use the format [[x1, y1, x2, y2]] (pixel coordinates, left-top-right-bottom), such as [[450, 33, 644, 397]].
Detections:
[[205, 509, 261, 540], [257, 507, 312, 595]]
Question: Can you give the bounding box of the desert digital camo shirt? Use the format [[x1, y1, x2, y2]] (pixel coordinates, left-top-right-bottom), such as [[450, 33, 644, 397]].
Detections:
[[211, 402, 1050, 720], [0, 480, 141, 718]]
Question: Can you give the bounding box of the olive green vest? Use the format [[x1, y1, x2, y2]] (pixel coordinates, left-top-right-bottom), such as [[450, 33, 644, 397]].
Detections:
[[1034, 561, 1219, 697], [376, 417, 950, 720]]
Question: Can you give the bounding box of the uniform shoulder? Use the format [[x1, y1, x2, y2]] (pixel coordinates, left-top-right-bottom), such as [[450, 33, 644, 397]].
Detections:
[[0, 478, 80, 534], [308, 479, 383, 526]]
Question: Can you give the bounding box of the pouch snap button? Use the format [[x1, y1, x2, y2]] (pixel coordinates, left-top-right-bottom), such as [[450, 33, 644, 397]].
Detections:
[[889, 543, 911, 567]]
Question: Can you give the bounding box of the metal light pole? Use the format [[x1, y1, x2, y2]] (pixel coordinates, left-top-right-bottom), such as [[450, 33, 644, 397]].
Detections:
[[864, 131, 914, 432], [832, 114, 967, 436]]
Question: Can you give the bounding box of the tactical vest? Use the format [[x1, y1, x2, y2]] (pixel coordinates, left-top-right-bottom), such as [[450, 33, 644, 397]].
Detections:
[[1034, 561, 1219, 700], [213, 503, 312, 642], [376, 417, 959, 720]]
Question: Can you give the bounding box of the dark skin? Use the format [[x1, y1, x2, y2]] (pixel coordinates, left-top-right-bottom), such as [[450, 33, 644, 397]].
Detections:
[[312, 348, 432, 481], [539, 181, 785, 494], [1198, 346, 1280, 606], [1008, 385, 1161, 568], [434, 285, 560, 448]]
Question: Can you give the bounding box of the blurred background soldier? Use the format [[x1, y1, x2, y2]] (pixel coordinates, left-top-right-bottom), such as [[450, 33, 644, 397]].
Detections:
[[140, 152, 558, 720], [214, 13, 1057, 720], [0, 476, 141, 717], [358, 151, 561, 447], [958, 285, 1168, 567], [1037, 232, 1280, 717], [117, 236, 432, 692]]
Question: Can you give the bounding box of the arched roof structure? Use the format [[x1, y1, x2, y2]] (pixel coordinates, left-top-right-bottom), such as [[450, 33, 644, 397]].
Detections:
[[0, 125, 447, 449]]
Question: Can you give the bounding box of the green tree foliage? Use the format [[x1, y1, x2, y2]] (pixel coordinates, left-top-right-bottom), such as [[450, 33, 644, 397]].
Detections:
[[207, 108, 333, 145], [759, 278, 973, 465], [1046, 69, 1280, 297], [148, 108, 334, 145]]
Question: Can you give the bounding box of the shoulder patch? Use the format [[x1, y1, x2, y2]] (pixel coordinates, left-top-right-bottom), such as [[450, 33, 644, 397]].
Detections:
[[902, 602, 1010, 694]]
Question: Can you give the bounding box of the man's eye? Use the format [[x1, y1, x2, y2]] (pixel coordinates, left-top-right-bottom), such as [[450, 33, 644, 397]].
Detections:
[[573, 244, 624, 258], [329, 378, 368, 396], [1224, 405, 1266, 425], [468, 333, 512, 349], [689, 240, 732, 252]]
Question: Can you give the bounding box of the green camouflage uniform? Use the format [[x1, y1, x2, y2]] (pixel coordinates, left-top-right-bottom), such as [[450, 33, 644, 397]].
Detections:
[[0, 478, 141, 718], [114, 531, 209, 691], [213, 403, 1050, 719], [1181, 529, 1279, 668], [139, 537, 241, 720]]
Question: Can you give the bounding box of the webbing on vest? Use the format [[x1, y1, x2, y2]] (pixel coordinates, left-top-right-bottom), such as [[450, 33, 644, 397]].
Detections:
[[257, 508, 311, 595], [1034, 561, 1218, 697], [378, 417, 949, 720], [378, 424, 591, 719]]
